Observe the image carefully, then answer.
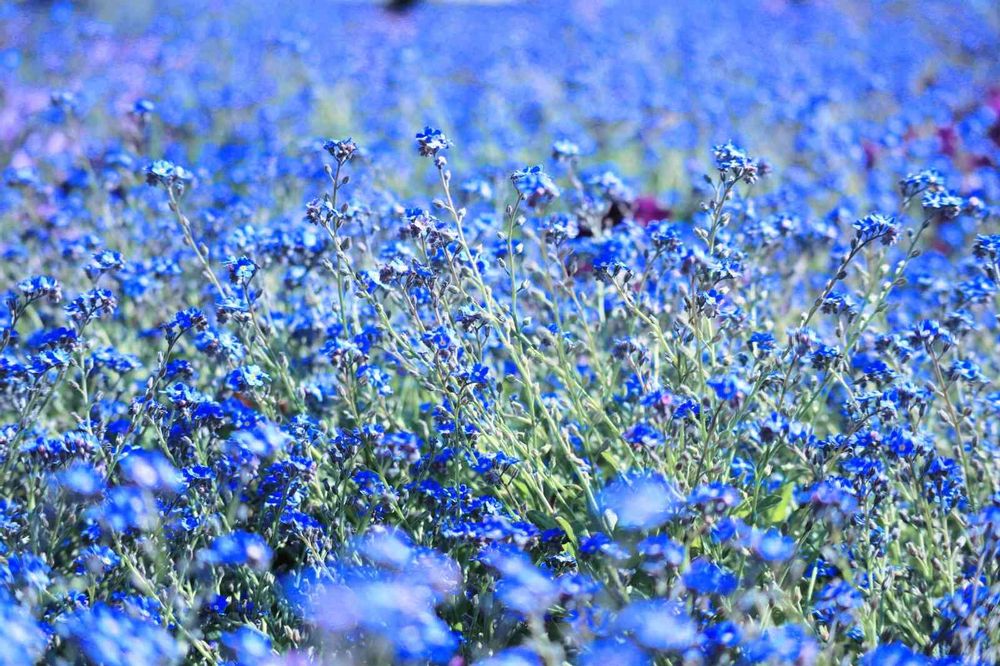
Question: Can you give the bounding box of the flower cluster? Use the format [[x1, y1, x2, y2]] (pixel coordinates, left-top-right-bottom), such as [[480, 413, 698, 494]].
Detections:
[[0, 1, 998, 665]]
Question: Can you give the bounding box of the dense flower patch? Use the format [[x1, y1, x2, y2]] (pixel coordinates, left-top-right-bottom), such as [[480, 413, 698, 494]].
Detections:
[[1, 0, 999, 664]]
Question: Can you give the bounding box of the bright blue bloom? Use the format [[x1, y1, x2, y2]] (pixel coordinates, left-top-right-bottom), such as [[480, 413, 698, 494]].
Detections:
[[478, 646, 543, 666], [53, 462, 105, 498], [683, 558, 738, 596], [415, 127, 451, 157], [200, 531, 273, 570], [0, 592, 46, 664], [145, 160, 192, 189], [860, 643, 930, 665], [752, 528, 796, 562], [598, 472, 685, 530], [58, 603, 181, 666], [119, 450, 183, 493], [615, 599, 699, 651], [226, 364, 271, 391], [220, 626, 273, 665], [741, 624, 818, 664], [511, 166, 560, 208], [852, 214, 898, 246]]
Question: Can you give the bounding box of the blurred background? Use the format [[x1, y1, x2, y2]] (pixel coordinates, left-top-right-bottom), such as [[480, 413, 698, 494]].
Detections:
[[2, 0, 999, 205]]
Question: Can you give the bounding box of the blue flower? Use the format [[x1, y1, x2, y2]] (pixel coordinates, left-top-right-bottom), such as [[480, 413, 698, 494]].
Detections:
[[813, 579, 863, 630], [119, 450, 182, 493], [85, 249, 126, 280], [637, 534, 685, 571], [689, 482, 742, 512], [511, 165, 560, 208], [860, 643, 930, 666], [748, 331, 776, 356], [226, 364, 271, 391], [1, 553, 50, 591], [145, 159, 192, 189], [58, 603, 181, 666], [16, 276, 62, 303], [228, 422, 292, 458], [220, 626, 273, 665], [752, 528, 796, 562], [551, 139, 580, 161], [579, 640, 648, 666], [921, 189, 963, 219], [713, 141, 761, 183], [683, 558, 738, 596], [91, 486, 160, 532], [74, 544, 122, 578], [598, 472, 685, 531], [356, 528, 414, 569], [65, 288, 118, 323], [615, 600, 698, 651], [0, 592, 46, 664], [579, 532, 631, 561], [741, 624, 818, 664], [323, 137, 359, 164], [702, 621, 742, 652], [477, 646, 543, 666], [415, 126, 451, 157], [225, 255, 259, 287], [852, 214, 898, 246], [200, 531, 273, 570], [481, 546, 559, 617], [53, 462, 105, 498]]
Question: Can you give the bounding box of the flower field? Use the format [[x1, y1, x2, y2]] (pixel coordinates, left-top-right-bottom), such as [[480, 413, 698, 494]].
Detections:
[[1, 0, 999, 663]]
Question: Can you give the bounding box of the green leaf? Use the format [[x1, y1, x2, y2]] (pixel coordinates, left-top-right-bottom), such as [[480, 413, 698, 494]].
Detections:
[[555, 516, 577, 545], [755, 493, 783, 516], [527, 509, 559, 531], [767, 482, 796, 524]]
